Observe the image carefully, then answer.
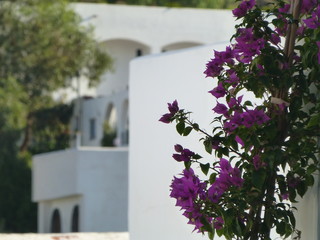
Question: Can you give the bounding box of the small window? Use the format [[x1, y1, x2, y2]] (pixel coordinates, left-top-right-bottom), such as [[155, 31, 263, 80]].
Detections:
[[90, 118, 96, 140], [51, 209, 61, 233], [71, 205, 79, 232], [136, 49, 142, 57]]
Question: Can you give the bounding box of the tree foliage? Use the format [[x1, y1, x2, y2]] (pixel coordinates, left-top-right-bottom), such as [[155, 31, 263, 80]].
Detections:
[[0, 0, 112, 151], [161, 0, 320, 239], [0, 0, 112, 232]]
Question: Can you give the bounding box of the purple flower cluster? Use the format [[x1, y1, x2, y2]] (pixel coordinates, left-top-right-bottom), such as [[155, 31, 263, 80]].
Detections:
[[159, 100, 179, 123], [303, 5, 320, 29], [205, 28, 266, 78], [232, 0, 256, 18], [172, 144, 195, 162], [252, 155, 266, 170], [208, 159, 243, 203], [204, 46, 235, 78], [224, 108, 270, 133], [301, 0, 318, 13], [209, 82, 227, 99], [170, 168, 208, 232], [234, 28, 265, 63]]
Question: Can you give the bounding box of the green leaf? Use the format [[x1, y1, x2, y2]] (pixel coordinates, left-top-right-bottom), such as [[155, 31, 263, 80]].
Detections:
[[287, 211, 296, 228], [200, 163, 210, 175], [193, 154, 202, 160], [276, 221, 286, 235], [176, 121, 185, 135], [307, 114, 320, 128], [208, 230, 215, 240], [184, 160, 191, 169], [297, 181, 307, 197], [252, 169, 266, 190], [192, 123, 199, 131], [209, 173, 217, 184], [307, 164, 317, 174], [183, 126, 193, 136], [305, 174, 314, 187], [204, 139, 212, 154]]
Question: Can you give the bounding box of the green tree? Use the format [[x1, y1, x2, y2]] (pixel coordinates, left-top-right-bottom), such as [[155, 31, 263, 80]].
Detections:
[[0, 0, 113, 152], [0, 0, 112, 232]]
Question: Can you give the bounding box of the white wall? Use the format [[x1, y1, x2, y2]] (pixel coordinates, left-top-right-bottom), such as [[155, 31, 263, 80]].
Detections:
[[33, 147, 128, 233], [77, 148, 129, 232], [66, 4, 236, 98], [129, 44, 227, 240], [129, 44, 282, 240], [73, 3, 235, 50], [294, 177, 319, 240], [77, 90, 128, 147], [38, 195, 82, 233]]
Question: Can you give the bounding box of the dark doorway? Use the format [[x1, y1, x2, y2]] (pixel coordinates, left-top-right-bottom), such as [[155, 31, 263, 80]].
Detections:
[[51, 209, 61, 233], [71, 205, 79, 232]]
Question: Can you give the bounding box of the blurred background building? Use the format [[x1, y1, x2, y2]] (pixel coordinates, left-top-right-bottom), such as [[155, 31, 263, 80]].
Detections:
[[32, 2, 236, 234]]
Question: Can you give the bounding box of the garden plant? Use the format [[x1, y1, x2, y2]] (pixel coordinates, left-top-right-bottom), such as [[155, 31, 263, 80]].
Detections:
[[160, 0, 320, 239]]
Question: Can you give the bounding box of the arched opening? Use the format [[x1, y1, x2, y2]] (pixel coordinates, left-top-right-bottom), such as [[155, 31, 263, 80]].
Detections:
[[97, 39, 151, 96], [161, 41, 202, 52], [51, 209, 61, 233], [101, 103, 118, 146], [121, 99, 129, 146], [71, 205, 79, 232]]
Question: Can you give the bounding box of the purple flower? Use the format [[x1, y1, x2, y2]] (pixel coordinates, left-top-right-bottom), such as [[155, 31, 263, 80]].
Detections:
[[242, 109, 270, 128], [224, 111, 243, 133], [281, 193, 289, 200], [209, 82, 226, 99], [296, 25, 306, 36], [204, 46, 235, 78], [170, 169, 208, 232], [232, 0, 256, 17], [234, 28, 265, 63], [159, 100, 179, 124], [159, 113, 173, 123], [253, 155, 266, 170], [251, 109, 270, 125], [227, 98, 237, 108], [225, 70, 240, 86], [174, 144, 183, 152], [214, 216, 224, 230], [204, 59, 224, 78], [287, 176, 301, 188], [172, 146, 195, 162], [168, 100, 179, 114], [270, 33, 281, 45], [213, 102, 228, 116], [235, 135, 245, 147], [208, 159, 243, 203], [278, 4, 290, 13], [301, 0, 317, 13], [170, 168, 205, 207]]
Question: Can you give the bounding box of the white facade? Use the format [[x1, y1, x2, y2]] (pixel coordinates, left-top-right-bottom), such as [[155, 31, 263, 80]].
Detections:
[[61, 3, 237, 148], [33, 148, 128, 233], [34, 3, 238, 234]]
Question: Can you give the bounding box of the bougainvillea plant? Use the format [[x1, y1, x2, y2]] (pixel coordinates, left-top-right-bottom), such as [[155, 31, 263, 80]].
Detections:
[[160, 0, 320, 239]]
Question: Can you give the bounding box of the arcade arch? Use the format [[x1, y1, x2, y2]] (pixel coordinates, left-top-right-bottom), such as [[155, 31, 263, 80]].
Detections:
[[120, 99, 129, 146], [101, 103, 118, 146], [161, 41, 202, 52], [50, 209, 61, 233]]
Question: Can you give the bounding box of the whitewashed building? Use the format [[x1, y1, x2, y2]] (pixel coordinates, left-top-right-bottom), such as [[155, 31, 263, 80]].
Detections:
[[32, 2, 318, 240], [32, 3, 236, 234]]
